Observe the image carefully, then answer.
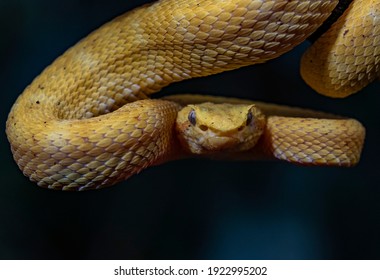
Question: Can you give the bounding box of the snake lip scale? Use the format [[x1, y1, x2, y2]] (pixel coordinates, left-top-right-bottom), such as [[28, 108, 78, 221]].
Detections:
[[6, 0, 374, 190]]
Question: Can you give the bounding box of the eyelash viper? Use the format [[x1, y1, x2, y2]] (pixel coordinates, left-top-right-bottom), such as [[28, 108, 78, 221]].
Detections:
[[6, 0, 377, 190]]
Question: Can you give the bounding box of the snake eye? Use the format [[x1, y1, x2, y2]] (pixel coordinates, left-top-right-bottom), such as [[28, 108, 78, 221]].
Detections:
[[246, 110, 253, 126], [188, 110, 196, 125]]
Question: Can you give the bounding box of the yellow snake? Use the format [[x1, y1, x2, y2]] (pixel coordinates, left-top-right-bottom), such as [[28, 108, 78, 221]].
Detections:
[[6, 0, 377, 190]]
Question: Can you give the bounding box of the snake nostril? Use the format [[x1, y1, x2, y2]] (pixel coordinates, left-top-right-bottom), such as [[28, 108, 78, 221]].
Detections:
[[199, 125, 208, 131]]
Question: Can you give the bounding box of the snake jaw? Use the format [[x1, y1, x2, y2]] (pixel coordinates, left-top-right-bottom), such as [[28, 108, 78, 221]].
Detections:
[[185, 129, 241, 154], [204, 136, 239, 151]]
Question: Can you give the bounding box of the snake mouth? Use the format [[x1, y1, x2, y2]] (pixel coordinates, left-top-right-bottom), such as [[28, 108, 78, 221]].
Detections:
[[187, 128, 244, 154], [202, 136, 239, 152], [179, 124, 264, 155]]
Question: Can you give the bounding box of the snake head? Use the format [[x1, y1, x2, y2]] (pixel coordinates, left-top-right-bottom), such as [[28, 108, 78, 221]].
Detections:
[[176, 102, 266, 155]]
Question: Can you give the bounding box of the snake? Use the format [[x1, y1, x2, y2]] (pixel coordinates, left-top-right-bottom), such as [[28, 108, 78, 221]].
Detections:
[[6, 0, 377, 191]]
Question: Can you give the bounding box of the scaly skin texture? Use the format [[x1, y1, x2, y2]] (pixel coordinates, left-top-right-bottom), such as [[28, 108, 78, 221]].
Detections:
[[264, 117, 364, 165], [301, 0, 380, 97], [6, 0, 368, 190]]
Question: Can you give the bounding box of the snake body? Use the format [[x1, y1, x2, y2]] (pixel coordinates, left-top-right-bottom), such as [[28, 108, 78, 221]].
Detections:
[[301, 0, 380, 97], [6, 0, 373, 190]]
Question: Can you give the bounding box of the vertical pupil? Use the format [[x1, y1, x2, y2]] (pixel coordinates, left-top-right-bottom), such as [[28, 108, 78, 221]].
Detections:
[[188, 110, 196, 125], [246, 111, 253, 125]]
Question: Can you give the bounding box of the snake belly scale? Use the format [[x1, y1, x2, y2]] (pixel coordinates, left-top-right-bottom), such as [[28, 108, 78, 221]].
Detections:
[[6, 0, 370, 190]]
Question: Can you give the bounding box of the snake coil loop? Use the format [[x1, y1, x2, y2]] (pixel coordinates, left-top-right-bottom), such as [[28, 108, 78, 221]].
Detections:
[[6, 0, 374, 190]]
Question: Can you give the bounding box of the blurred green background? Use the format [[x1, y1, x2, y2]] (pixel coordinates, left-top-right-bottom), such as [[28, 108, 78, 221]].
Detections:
[[0, 0, 379, 259]]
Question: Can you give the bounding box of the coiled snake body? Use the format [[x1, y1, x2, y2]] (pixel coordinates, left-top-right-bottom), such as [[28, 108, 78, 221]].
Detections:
[[6, 0, 377, 190]]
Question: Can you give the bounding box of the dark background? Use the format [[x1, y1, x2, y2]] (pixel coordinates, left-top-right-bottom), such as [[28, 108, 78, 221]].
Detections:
[[1, 0, 379, 259]]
